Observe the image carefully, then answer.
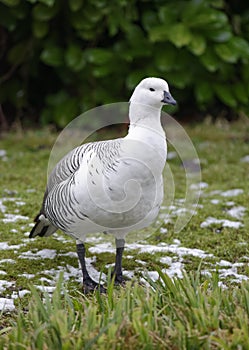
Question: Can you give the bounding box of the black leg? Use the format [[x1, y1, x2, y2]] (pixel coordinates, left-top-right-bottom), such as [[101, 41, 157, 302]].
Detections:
[[76, 242, 106, 294], [112, 238, 125, 285]]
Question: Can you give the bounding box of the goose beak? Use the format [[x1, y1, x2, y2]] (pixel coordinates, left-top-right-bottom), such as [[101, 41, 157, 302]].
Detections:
[[161, 90, 177, 105]]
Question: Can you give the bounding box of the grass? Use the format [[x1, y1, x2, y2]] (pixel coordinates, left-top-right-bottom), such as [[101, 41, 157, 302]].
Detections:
[[2, 271, 249, 349], [0, 117, 249, 348]]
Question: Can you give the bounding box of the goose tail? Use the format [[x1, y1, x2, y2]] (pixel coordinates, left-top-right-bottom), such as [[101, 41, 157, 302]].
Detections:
[[29, 213, 57, 238]]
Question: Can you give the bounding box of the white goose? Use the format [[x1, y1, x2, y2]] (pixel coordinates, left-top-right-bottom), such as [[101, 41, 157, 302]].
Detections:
[[30, 77, 176, 293]]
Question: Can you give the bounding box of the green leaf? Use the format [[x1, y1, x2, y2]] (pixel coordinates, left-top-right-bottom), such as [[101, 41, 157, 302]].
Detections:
[[168, 23, 192, 48], [142, 10, 158, 32], [195, 81, 214, 104], [0, 0, 19, 6], [165, 70, 191, 89], [215, 42, 239, 63], [54, 98, 78, 128], [41, 46, 64, 67], [92, 65, 112, 78], [32, 20, 49, 38], [187, 8, 227, 28], [159, 4, 178, 25], [149, 25, 169, 42], [126, 71, 147, 90], [8, 42, 28, 64], [229, 37, 249, 59], [207, 28, 232, 43], [234, 82, 248, 104], [200, 49, 220, 72], [0, 5, 17, 30], [84, 48, 112, 65], [214, 84, 237, 107], [39, 0, 55, 6], [188, 34, 206, 56], [32, 3, 58, 21], [155, 46, 177, 72], [65, 45, 85, 71], [43, 91, 78, 127], [69, 0, 83, 11]]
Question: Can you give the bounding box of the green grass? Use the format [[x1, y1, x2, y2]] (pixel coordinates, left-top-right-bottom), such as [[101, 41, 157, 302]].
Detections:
[[2, 271, 249, 349], [0, 118, 249, 348]]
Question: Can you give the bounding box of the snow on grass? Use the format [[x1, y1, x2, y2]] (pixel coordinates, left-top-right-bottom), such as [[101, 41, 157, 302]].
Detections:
[[127, 240, 213, 259], [240, 155, 249, 163], [0, 298, 15, 311], [0, 279, 14, 293], [200, 216, 243, 229], [19, 249, 57, 260], [227, 206, 246, 219], [207, 189, 244, 197], [0, 149, 8, 161], [3, 214, 29, 223], [0, 242, 26, 250], [220, 189, 244, 197]]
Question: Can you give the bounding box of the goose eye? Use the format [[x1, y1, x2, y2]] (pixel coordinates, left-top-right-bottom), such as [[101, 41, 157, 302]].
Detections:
[[149, 88, 155, 92]]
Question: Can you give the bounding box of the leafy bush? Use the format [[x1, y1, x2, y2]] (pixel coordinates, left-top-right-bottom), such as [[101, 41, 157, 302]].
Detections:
[[0, 0, 249, 128]]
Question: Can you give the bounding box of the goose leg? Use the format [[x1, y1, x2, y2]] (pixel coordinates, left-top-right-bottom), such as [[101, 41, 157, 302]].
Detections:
[[76, 242, 106, 294], [112, 238, 125, 285]]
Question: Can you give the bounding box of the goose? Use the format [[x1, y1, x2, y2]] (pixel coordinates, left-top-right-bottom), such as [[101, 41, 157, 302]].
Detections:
[[30, 77, 176, 293]]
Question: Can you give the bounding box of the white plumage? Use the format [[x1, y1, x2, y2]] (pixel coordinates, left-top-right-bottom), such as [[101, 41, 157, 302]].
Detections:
[[30, 77, 176, 292]]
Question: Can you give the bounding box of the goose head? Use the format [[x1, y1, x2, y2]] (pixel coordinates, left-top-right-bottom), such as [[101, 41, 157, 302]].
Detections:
[[130, 77, 177, 109]]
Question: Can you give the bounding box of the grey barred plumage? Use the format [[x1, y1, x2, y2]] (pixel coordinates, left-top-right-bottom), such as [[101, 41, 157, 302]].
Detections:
[[29, 77, 177, 293]]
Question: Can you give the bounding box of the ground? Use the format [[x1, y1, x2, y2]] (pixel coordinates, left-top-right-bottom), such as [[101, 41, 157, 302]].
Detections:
[[0, 117, 249, 348]]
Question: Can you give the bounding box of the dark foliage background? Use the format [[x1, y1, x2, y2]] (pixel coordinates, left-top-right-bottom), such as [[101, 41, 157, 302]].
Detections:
[[0, 0, 249, 129]]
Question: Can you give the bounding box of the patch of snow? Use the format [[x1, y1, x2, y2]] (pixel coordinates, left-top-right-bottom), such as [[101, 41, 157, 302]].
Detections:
[[218, 260, 232, 267], [226, 201, 235, 206], [0, 259, 15, 264], [218, 281, 228, 289], [20, 273, 35, 279], [210, 199, 220, 205], [11, 290, 31, 299], [146, 271, 159, 281], [240, 155, 249, 163], [219, 268, 249, 282], [16, 201, 26, 206], [0, 242, 25, 250], [126, 241, 213, 259], [160, 227, 168, 234], [220, 189, 244, 197], [167, 151, 177, 160], [0, 150, 8, 161], [0, 280, 14, 293], [59, 252, 78, 258], [227, 206, 246, 220], [0, 197, 25, 214], [0, 149, 7, 157], [0, 270, 7, 275], [160, 256, 173, 265], [19, 249, 57, 260], [0, 298, 15, 311], [190, 182, 209, 190], [200, 217, 243, 229], [135, 259, 147, 265], [40, 277, 54, 284], [35, 286, 56, 293], [0, 199, 7, 213], [163, 261, 183, 278], [10, 228, 18, 233], [3, 214, 29, 223], [123, 270, 134, 279], [89, 242, 115, 254], [26, 188, 36, 193]]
